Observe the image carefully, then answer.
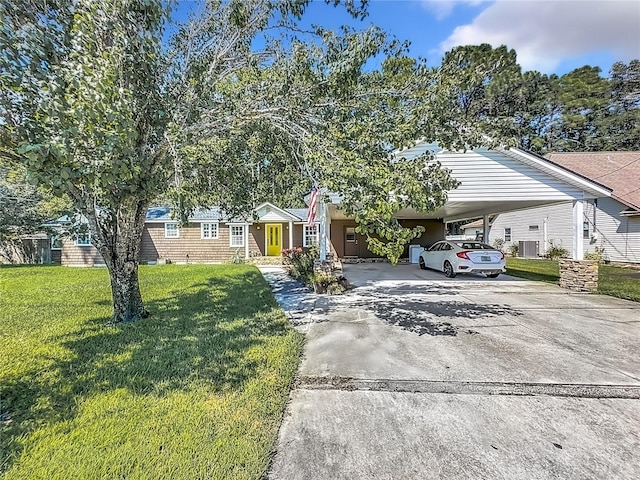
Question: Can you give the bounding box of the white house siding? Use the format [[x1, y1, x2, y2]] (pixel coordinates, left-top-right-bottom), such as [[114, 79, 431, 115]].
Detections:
[[489, 198, 640, 263], [438, 150, 587, 202], [593, 197, 640, 263]]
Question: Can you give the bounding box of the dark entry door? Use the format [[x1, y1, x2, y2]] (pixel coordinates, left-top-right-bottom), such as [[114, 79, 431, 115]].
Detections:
[[344, 226, 359, 257]]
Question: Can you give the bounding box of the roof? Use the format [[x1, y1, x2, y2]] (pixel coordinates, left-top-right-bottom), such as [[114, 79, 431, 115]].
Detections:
[[545, 152, 640, 212], [146, 204, 311, 223], [460, 217, 493, 229]]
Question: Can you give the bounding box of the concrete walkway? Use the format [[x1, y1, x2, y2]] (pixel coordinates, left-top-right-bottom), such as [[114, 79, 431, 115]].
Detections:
[[261, 264, 640, 480]]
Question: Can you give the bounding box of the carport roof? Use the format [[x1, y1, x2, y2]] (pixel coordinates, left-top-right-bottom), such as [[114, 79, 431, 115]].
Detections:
[[328, 142, 612, 222]]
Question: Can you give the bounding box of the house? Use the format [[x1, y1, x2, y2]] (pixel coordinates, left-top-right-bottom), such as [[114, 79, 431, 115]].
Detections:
[[58, 142, 614, 266], [60, 203, 322, 266], [447, 217, 495, 241], [487, 152, 640, 263]]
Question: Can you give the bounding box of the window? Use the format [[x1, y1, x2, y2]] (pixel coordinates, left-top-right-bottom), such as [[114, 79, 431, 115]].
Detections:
[[51, 236, 62, 250], [165, 223, 179, 238], [304, 225, 318, 247], [504, 228, 512, 242], [229, 224, 245, 247], [529, 225, 539, 231], [201, 222, 219, 239], [76, 233, 91, 246], [345, 227, 356, 243], [583, 221, 590, 239]]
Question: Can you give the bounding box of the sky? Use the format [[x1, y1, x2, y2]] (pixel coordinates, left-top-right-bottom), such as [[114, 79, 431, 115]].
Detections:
[[285, 0, 640, 76]]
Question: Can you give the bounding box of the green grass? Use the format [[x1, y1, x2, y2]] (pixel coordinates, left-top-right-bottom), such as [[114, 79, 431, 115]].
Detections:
[[0, 264, 304, 479], [597, 264, 640, 302], [506, 258, 640, 302], [505, 258, 560, 284]]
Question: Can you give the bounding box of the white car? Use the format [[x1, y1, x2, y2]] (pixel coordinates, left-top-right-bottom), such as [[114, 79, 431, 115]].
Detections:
[[419, 240, 506, 278]]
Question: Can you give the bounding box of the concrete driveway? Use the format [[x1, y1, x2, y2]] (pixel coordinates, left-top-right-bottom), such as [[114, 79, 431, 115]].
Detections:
[[265, 264, 640, 480]]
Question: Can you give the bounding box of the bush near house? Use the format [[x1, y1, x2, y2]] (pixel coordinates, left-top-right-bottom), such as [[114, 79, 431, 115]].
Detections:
[[0, 264, 303, 479], [506, 258, 640, 302]]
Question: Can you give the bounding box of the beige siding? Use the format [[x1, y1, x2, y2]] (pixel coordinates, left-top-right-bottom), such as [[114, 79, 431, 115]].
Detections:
[[141, 223, 255, 263], [61, 238, 105, 266]]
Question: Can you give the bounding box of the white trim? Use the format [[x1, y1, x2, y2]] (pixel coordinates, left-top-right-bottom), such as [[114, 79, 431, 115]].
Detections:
[[164, 222, 179, 239], [572, 200, 584, 260], [229, 223, 245, 248], [75, 233, 92, 247], [303, 224, 319, 247], [200, 222, 219, 239], [254, 202, 300, 222]]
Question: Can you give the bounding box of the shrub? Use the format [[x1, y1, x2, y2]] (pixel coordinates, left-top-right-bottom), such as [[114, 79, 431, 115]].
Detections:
[[508, 243, 519, 257], [547, 244, 569, 260], [282, 246, 317, 284], [493, 238, 505, 251]]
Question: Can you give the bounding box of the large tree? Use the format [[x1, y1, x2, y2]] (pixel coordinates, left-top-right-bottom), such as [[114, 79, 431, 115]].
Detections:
[[0, 0, 457, 322]]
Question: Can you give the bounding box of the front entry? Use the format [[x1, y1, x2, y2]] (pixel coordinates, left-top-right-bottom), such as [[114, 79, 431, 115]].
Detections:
[[344, 226, 359, 257], [266, 224, 282, 256]]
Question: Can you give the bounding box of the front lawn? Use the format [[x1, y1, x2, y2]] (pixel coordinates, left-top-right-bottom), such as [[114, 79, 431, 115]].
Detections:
[[0, 264, 303, 479], [506, 258, 640, 302]]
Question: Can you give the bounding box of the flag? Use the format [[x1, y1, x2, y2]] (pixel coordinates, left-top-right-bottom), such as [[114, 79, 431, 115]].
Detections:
[[307, 186, 318, 224]]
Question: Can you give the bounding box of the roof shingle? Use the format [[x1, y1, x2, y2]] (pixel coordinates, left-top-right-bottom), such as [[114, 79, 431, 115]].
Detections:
[[545, 152, 640, 211]]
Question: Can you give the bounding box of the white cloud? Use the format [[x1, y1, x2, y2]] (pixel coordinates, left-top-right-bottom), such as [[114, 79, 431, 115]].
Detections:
[[439, 0, 640, 72], [421, 0, 488, 20]]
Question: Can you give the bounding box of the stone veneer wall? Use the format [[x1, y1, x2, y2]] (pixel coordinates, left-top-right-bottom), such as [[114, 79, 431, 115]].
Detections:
[[559, 259, 599, 293]]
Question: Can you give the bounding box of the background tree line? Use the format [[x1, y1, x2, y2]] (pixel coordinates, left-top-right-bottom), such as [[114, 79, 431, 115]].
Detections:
[[437, 45, 640, 153]]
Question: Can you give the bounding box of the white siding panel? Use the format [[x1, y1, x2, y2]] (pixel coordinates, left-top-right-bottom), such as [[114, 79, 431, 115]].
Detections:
[[489, 198, 640, 263], [489, 202, 574, 254], [435, 151, 584, 201], [594, 198, 640, 263]]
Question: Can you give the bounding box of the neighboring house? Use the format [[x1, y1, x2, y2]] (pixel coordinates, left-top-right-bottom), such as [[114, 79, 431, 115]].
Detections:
[[447, 217, 495, 241], [57, 143, 614, 266], [488, 152, 640, 263]]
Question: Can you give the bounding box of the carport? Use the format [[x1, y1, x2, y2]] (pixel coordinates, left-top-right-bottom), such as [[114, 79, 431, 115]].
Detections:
[[321, 142, 612, 261]]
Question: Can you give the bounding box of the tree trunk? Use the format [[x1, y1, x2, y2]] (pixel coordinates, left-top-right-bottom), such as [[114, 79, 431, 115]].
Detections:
[[86, 198, 150, 323]]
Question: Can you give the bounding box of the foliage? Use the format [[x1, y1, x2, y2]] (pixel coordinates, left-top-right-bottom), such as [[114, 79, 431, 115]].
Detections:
[[546, 244, 570, 260], [492, 238, 505, 251], [0, 0, 459, 321], [508, 243, 519, 257], [430, 45, 640, 153], [0, 264, 303, 479], [0, 161, 70, 262], [282, 246, 317, 285], [584, 246, 607, 264]]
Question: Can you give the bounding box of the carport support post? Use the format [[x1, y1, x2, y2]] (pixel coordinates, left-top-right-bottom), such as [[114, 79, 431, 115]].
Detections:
[[483, 215, 490, 244], [572, 199, 584, 260]]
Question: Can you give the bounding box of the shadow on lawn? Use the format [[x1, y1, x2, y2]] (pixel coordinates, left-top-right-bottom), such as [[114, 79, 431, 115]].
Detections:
[[1, 268, 289, 473]]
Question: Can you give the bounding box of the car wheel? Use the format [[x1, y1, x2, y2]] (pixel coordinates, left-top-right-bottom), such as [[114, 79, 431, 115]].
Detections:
[[419, 257, 427, 270], [487, 273, 500, 278], [443, 261, 456, 278]]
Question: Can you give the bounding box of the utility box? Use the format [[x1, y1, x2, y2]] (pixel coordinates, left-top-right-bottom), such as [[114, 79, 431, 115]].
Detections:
[[409, 244, 423, 264], [519, 241, 539, 258]]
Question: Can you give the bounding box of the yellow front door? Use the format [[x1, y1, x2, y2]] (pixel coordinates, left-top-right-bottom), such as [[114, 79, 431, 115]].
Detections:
[[266, 224, 281, 256]]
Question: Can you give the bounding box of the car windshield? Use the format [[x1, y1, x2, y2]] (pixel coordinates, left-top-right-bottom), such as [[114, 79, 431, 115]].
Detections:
[[454, 242, 496, 250]]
